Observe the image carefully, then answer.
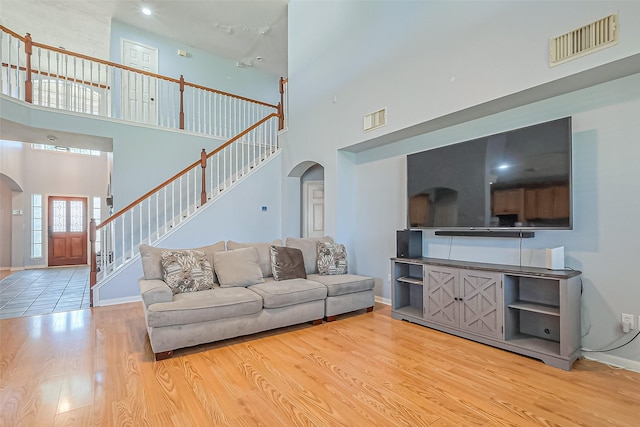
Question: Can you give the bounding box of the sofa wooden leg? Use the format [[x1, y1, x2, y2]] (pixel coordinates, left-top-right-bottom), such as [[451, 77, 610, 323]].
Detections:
[[155, 350, 173, 361], [325, 315, 338, 322], [311, 319, 323, 325], [366, 306, 374, 313]]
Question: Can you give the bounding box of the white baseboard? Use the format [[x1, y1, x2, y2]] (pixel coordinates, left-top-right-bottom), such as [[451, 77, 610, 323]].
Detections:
[[375, 296, 391, 306], [94, 295, 141, 307], [582, 353, 640, 373]]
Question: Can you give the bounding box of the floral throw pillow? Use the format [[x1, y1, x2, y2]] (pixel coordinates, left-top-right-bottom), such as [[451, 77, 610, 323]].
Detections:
[[161, 249, 215, 294], [316, 241, 348, 275]]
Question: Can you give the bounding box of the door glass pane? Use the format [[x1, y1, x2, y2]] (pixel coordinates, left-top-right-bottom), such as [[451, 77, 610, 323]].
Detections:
[[53, 200, 66, 232], [70, 200, 84, 232]]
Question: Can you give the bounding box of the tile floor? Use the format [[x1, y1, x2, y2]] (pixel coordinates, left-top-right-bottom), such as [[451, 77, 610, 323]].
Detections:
[[0, 266, 90, 320]]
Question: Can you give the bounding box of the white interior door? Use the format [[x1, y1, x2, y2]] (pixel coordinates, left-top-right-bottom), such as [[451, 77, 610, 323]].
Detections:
[[303, 181, 324, 238], [121, 39, 158, 125]]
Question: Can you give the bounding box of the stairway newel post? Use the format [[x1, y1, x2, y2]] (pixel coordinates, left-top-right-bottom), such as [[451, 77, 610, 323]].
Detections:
[[89, 218, 96, 307], [200, 149, 207, 206], [179, 75, 185, 130], [278, 77, 285, 130], [25, 33, 33, 103]]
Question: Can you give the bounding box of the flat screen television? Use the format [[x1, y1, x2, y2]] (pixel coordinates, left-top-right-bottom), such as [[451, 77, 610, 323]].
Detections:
[[407, 117, 572, 231]]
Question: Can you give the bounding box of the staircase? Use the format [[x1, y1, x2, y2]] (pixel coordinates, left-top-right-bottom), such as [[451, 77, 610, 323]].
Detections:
[[91, 113, 281, 295]]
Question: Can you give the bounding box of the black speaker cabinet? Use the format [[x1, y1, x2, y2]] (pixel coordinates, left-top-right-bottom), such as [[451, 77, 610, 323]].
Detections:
[[396, 230, 422, 258]]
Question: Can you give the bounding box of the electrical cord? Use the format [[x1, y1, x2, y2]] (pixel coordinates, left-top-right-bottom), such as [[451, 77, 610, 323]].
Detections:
[[447, 235, 453, 260], [582, 330, 640, 353], [519, 236, 523, 267]]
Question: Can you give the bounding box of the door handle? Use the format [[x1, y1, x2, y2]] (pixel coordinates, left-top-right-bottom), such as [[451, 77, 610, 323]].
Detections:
[[48, 226, 53, 238]]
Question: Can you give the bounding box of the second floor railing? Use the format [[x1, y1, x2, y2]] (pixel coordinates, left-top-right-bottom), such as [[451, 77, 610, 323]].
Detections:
[[1, 25, 284, 137]]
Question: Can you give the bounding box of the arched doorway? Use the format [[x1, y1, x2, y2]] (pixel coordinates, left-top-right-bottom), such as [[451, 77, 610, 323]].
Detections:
[[288, 161, 325, 238], [0, 173, 23, 271]]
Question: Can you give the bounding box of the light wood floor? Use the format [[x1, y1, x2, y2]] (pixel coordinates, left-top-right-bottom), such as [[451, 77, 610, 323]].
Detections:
[[0, 303, 638, 426]]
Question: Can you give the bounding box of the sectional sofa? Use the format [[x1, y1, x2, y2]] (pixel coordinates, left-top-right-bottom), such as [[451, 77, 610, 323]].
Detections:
[[138, 237, 375, 360]]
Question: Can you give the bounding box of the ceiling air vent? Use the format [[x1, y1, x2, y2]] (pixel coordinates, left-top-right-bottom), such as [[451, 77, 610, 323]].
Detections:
[[364, 108, 386, 131], [550, 13, 618, 66]]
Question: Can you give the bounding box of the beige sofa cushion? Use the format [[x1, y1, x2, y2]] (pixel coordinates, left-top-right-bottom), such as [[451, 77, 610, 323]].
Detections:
[[285, 236, 334, 275], [248, 279, 327, 309], [308, 274, 374, 297], [146, 287, 263, 328], [214, 247, 265, 287], [227, 240, 283, 278], [140, 241, 225, 281]]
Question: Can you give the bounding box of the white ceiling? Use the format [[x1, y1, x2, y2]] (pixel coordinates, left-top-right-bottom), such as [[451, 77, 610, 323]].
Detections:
[[3, 0, 290, 77], [110, 0, 289, 77]]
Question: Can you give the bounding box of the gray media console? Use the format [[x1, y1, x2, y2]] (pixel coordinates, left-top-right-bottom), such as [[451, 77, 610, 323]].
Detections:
[[391, 257, 582, 370]]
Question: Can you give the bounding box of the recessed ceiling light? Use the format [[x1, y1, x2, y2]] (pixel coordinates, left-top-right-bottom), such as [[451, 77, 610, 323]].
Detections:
[[142, 7, 152, 16]]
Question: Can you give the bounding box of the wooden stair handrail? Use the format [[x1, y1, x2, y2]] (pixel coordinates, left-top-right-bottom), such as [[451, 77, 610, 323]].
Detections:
[[0, 24, 278, 108], [0, 24, 22, 39], [205, 113, 279, 161], [96, 112, 280, 230]]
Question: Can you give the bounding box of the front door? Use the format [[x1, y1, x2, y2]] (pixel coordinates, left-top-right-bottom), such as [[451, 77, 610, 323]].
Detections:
[[48, 196, 87, 266]]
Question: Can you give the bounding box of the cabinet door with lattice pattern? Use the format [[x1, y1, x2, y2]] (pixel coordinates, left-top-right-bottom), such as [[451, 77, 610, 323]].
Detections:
[[459, 270, 503, 339], [424, 266, 458, 328]]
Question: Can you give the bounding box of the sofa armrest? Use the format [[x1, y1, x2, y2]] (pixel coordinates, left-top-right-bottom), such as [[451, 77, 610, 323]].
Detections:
[[139, 278, 173, 307]]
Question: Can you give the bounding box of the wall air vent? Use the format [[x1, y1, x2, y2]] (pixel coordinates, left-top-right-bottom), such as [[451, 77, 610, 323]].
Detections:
[[550, 13, 618, 66], [364, 108, 386, 131]]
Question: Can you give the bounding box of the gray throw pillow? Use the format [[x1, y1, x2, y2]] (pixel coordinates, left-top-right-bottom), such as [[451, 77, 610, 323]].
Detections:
[[316, 241, 348, 275], [214, 247, 265, 287], [227, 239, 283, 278], [160, 249, 215, 294], [270, 246, 307, 281]]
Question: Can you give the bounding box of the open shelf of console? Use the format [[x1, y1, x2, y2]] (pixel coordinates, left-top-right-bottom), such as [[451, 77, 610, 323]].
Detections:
[[392, 259, 425, 319], [391, 257, 582, 370]]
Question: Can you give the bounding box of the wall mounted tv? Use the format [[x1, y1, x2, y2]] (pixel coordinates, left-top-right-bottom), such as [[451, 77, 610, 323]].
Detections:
[[407, 117, 572, 231]]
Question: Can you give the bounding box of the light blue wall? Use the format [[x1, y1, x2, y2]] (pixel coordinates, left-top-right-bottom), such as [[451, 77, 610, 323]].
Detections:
[[286, 1, 640, 367], [110, 20, 280, 104]]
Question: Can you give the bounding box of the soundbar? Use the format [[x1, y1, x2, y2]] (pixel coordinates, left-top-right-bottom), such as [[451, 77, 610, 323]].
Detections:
[[434, 230, 535, 238]]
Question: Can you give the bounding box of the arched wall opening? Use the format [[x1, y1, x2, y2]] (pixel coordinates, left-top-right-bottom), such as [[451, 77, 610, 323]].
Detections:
[[0, 173, 24, 269], [286, 161, 325, 238]]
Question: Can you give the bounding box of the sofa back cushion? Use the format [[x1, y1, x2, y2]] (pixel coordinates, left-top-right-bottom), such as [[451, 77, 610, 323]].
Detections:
[[285, 236, 334, 275], [214, 247, 265, 287], [140, 241, 226, 282], [227, 240, 282, 278]]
